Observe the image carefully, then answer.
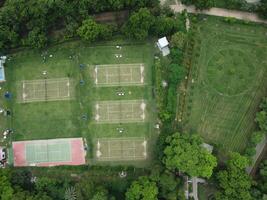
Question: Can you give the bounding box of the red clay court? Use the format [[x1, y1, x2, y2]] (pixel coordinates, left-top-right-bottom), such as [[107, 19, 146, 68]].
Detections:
[[12, 138, 86, 167]]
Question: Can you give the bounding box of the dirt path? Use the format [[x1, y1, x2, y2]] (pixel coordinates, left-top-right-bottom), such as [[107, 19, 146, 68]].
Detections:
[[170, 2, 267, 24]]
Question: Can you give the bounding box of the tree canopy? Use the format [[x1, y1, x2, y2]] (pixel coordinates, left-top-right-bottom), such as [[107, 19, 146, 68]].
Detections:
[[125, 176, 158, 200], [256, 97, 267, 132], [77, 18, 112, 42], [163, 132, 217, 178], [171, 32, 186, 49], [0, 0, 158, 50], [123, 8, 155, 40], [258, 0, 267, 19], [0, 170, 13, 200], [216, 153, 252, 200]]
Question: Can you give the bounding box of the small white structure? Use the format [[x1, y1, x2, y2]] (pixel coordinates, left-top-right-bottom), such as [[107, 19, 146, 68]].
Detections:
[[157, 37, 170, 56], [0, 56, 7, 82]]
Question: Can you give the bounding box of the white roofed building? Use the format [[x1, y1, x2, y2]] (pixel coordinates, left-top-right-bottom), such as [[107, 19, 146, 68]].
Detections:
[[157, 37, 170, 56]]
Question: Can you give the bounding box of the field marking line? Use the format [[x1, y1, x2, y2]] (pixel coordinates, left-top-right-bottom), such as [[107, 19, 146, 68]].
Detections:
[[57, 81, 60, 98], [130, 67, 133, 82], [22, 81, 26, 102], [95, 66, 98, 84]]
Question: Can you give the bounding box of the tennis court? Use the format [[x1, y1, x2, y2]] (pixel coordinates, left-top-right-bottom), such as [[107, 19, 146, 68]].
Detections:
[[94, 100, 146, 123], [95, 137, 147, 161], [12, 138, 86, 167], [94, 63, 145, 87], [17, 78, 74, 103]]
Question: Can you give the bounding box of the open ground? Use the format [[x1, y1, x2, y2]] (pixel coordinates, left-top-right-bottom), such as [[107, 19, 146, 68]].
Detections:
[[3, 40, 156, 166], [184, 17, 267, 154]]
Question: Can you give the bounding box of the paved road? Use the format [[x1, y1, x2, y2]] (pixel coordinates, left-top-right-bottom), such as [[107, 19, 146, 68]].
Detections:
[[170, 2, 267, 24]]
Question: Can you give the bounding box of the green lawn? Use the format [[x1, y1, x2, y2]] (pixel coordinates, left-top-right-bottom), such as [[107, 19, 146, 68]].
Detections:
[[184, 17, 267, 154], [2, 40, 156, 166]]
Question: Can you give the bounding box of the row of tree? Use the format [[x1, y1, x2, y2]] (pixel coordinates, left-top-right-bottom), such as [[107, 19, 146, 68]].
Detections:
[[0, 168, 116, 200], [244, 97, 267, 160], [0, 0, 158, 50]]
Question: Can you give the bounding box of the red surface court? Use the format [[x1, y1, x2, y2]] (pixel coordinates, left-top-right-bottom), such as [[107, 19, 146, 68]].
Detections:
[[12, 138, 86, 167]]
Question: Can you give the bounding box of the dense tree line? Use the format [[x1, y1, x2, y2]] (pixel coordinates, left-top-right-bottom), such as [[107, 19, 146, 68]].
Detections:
[[258, 0, 267, 19], [251, 159, 267, 199], [244, 97, 267, 160], [0, 0, 158, 50]]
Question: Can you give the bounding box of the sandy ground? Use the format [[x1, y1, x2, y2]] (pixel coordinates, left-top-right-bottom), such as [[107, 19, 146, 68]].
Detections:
[[170, 2, 267, 24]]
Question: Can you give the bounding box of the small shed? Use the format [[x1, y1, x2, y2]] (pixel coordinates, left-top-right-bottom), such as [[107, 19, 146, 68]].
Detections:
[[0, 56, 7, 82], [157, 37, 170, 56]]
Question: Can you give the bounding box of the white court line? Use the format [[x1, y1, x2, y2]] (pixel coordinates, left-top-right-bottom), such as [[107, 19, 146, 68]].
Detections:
[[95, 66, 98, 84], [130, 67, 133, 82], [67, 79, 70, 97], [57, 81, 60, 98]]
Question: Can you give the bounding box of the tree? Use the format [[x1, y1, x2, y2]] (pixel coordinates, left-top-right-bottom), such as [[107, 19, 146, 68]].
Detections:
[[123, 8, 155, 40], [258, 0, 267, 19], [126, 176, 158, 200], [0, 169, 13, 200], [77, 18, 112, 42], [260, 98, 267, 111], [256, 111, 267, 132], [151, 16, 179, 37], [27, 28, 47, 49], [0, 24, 19, 49], [35, 177, 62, 199], [171, 32, 186, 49], [91, 187, 109, 200], [77, 18, 101, 42], [216, 153, 252, 200], [75, 178, 95, 200], [193, 0, 215, 10], [163, 132, 217, 178], [158, 172, 180, 200], [11, 169, 34, 191], [259, 160, 267, 194]]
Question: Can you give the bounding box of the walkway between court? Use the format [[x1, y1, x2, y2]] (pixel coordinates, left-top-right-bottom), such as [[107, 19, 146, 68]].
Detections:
[[170, 1, 267, 24]]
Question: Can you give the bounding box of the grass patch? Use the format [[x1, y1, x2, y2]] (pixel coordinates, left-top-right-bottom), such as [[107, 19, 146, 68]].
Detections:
[[184, 17, 267, 155]]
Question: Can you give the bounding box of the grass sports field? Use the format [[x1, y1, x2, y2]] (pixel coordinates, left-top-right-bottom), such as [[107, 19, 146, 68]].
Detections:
[[184, 17, 267, 154], [2, 40, 156, 166]]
